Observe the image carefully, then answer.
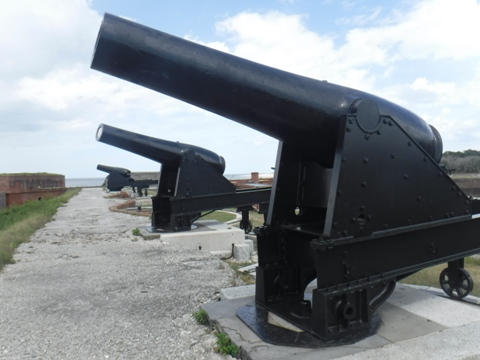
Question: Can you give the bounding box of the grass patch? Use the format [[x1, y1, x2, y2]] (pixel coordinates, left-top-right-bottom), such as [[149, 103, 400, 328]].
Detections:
[[215, 331, 239, 357], [0, 188, 81, 271], [132, 228, 141, 236], [401, 257, 480, 297], [246, 211, 265, 228], [226, 259, 256, 285], [200, 210, 236, 223], [193, 308, 209, 325], [194, 307, 239, 357], [200, 208, 265, 230], [227, 260, 254, 272]]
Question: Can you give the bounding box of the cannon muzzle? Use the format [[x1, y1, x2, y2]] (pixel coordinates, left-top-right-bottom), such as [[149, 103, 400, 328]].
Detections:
[[91, 13, 442, 166], [96, 164, 131, 177], [96, 123, 226, 174]]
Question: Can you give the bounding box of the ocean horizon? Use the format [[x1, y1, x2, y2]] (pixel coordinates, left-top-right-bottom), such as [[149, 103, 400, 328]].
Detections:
[[65, 178, 104, 188]]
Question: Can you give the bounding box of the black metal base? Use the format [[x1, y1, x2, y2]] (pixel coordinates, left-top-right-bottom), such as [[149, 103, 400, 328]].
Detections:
[[236, 301, 381, 348]]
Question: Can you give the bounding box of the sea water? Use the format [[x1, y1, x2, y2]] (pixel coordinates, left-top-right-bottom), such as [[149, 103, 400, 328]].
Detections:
[[65, 178, 104, 188]]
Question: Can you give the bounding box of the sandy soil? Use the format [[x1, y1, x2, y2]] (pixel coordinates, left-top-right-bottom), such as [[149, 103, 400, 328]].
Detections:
[[0, 188, 237, 359]]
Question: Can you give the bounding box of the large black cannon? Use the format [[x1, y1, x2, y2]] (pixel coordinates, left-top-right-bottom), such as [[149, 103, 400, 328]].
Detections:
[[96, 123, 270, 232], [96, 164, 157, 195], [91, 13, 480, 346]]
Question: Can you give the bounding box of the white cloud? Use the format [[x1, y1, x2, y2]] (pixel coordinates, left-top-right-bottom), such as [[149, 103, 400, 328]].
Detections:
[[17, 67, 104, 111], [0, 1, 106, 133], [2, 0, 480, 177], [336, 6, 383, 26], [0, 0, 100, 80], [410, 77, 458, 105], [213, 11, 377, 90], [398, 0, 480, 60], [341, 0, 480, 63]]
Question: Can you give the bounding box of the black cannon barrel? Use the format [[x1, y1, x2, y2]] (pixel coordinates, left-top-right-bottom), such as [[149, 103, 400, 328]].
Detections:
[[97, 164, 131, 177], [96, 123, 226, 174], [91, 13, 442, 166]]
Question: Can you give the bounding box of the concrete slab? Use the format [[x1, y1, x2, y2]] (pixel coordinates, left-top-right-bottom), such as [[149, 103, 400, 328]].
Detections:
[[221, 285, 256, 300], [244, 239, 254, 255], [234, 243, 251, 261], [142, 220, 246, 255], [203, 283, 480, 360], [376, 302, 446, 343], [139, 227, 160, 240], [388, 283, 480, 327]]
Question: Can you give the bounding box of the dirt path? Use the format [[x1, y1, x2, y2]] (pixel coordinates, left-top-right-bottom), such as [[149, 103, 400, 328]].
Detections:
[[0, 188, 236, 359]]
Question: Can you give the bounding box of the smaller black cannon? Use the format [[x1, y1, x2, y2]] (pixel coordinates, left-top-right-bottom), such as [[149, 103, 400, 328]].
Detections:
[[96, 164, 157, 196], [96, 123, 270, 232]]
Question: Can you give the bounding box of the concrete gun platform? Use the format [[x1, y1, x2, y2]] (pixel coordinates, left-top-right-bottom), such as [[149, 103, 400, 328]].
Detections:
[[204, 284, 480, 359]]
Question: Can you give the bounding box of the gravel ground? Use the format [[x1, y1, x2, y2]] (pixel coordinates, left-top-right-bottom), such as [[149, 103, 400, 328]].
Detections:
[[0, 188, 238, 359]]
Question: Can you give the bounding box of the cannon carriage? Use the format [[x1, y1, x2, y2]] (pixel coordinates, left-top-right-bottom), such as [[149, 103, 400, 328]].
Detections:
[[96, 123, 270, 233], [91, 13, 480, 346]]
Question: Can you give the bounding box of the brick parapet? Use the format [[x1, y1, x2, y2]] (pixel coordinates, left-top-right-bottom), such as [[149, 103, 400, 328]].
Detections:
[[0, 174, 65, 193], [0, 173, 66, 208], [6, 189, 67, 207]]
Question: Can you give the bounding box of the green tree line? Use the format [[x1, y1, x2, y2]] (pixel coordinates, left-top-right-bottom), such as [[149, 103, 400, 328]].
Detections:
[[441, 150, 480, 173]]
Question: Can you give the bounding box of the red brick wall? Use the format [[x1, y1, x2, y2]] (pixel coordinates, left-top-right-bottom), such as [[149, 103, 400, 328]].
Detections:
[[0, 174, 65, 193], [230, 172, 272, 189], [6, 189, 67, 206], [0, 174, 66, 207]]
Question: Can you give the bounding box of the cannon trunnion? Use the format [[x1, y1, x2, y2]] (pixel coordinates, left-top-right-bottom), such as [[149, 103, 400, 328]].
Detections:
[[96, 124, 270, 232], [91, 13, 480, 346]]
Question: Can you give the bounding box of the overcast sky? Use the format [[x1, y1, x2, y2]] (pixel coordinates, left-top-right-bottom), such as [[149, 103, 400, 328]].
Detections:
[[2, 0, 480, 178]]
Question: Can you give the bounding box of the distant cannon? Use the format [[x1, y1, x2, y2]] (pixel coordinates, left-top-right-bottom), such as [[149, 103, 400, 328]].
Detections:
[[96, 124, 270, 232], [91, 13, 480, 346], [96, 164, 157, 196]]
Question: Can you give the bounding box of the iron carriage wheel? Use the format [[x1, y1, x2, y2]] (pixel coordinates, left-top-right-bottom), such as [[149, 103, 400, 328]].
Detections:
[[439, 267, 474, 300]]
